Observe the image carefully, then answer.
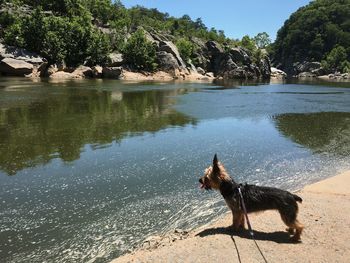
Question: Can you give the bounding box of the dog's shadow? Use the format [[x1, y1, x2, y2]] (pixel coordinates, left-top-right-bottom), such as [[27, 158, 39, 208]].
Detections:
[[196, 227, 297, 244]]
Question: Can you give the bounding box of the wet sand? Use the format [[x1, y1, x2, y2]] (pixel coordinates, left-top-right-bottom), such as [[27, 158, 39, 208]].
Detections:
[[111, 171, 350, 263]]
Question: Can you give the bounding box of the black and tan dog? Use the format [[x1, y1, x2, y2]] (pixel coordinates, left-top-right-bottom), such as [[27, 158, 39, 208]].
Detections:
[[199, 154, 304, 241]]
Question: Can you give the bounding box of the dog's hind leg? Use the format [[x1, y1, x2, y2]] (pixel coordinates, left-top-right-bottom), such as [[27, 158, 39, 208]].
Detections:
[[281, 213, 304, 242]]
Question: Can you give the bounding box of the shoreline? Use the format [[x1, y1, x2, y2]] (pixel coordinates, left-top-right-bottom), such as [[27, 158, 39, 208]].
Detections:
[[111, 170, 350, 263]]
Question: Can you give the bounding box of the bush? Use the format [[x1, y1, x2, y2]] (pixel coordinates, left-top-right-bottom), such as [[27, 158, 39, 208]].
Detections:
[[322, 46, 347, 71], [88, 30, 111, 66], [123, 29, 157, 71], [175, 38, 194, 64]]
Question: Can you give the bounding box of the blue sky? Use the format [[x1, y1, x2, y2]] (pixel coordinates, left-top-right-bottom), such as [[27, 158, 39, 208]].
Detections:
[[121, 0, 312, 40]]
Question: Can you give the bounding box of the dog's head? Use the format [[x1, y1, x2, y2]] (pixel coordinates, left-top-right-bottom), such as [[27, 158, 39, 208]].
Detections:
[[199, 154, 230, 190]]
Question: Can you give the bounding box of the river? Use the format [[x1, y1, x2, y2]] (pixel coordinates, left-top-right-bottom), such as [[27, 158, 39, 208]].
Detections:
[[0, 77, 349, 262]]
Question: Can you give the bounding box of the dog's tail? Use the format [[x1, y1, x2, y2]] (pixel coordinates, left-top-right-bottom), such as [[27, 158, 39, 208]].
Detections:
[[293, 194, 303, 203]]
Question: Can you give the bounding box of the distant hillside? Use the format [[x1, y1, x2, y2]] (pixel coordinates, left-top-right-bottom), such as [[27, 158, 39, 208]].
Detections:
[[0, 0, 272, 79], [0, 0, 232, 66], [272, 0, 350, 75]]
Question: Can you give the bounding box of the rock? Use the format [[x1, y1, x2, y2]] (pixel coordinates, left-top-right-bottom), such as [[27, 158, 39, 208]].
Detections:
[[206, 41, 224, 55], [298, 72, 316, 78], [0, 43, 45, 65], [229, 47, 251, 65], [0, 57, 33, 76], [102, 66, 123, 79], [92, 66, 103, 78], [156, 51, 180, 72], [158, 41, 187, 68], [72, 65, 93, 78], [49, 71, 83, 79], [108, 53, 124, 67], [271, 67, 287, 78], [196, 67, 205, 75], [205, 72, 215, 78], [46, 64, 59, 77], [259, 57, 271, 79]]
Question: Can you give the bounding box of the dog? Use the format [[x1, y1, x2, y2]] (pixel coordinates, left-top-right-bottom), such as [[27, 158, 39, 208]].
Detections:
[[199, 154, 304, 241]]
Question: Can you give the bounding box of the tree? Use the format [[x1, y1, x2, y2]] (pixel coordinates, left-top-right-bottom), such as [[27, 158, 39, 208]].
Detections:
[[240, 35, 256, 52], [253, 32, 271, 49], [123, 29, 158, 71]]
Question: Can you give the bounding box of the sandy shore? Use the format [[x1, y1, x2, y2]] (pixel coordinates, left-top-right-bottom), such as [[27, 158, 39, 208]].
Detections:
[[111, 171, 350, 263]]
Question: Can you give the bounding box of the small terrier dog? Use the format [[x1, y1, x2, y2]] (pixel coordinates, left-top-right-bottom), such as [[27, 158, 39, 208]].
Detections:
[[199, 154, 304, 241]]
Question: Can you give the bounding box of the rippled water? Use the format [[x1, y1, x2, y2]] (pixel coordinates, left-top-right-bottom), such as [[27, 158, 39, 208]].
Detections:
[[0, 78, 350, 262]]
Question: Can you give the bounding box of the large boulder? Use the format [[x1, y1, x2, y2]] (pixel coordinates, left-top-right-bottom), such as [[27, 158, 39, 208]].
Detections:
[[229, 47, 251, 65], [156, 51, 180, 72], [72, 66, 93, 78], [102, 66, 123, 79], [0, 57, 33, 76], [0, 43, 45, 65], [271, 67, 287, 78], [158, 41, 187, 69], [92, 66, 103, 78], [49, 71, 83, 79], [259, 57, 271, 79]]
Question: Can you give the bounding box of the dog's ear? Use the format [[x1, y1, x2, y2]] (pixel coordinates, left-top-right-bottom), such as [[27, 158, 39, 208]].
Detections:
[[213, 154, 220, 174]]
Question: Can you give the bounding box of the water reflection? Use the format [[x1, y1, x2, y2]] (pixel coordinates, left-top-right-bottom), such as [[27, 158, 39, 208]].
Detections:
[[273, 112, 350, 155], [0, 87, 196, 175]]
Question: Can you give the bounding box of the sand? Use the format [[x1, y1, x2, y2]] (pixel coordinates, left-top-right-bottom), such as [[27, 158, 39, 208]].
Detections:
[[111, 171, 350, 263]]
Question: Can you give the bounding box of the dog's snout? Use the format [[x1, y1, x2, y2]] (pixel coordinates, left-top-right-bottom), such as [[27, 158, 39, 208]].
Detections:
[[199, 178, 203, 184]]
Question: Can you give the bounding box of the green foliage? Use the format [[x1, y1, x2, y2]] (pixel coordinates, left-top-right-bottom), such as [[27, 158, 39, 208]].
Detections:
[[253, 32, 271, 49], [273, 0, 350, 70], [322, 45, 348, 72], [123, 29, 158, 71], [175, 38, 194, 64], [239, 35, 256, 52], [87, 30, 111, 66], [341, 60, 350, 73]]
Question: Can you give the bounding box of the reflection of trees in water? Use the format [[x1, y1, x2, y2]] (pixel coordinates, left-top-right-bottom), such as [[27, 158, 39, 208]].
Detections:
[[0, 88, 196, 175], [273, 112, 350, 155]]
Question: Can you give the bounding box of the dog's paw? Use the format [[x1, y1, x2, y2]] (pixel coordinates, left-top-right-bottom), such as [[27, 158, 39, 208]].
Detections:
[[286, 227, 295, 235]]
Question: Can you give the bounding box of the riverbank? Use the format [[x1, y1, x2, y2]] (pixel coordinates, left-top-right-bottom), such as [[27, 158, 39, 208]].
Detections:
[[111, 171, 350, 263]]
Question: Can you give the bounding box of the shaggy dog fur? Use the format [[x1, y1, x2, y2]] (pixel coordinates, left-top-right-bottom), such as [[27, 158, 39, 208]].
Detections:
[[199, 154, 304, 241]]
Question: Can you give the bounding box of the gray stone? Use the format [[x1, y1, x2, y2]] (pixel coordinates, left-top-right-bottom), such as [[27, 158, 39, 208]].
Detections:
[[0, 43, 45, 65], [92, 66, 103, 78], [156, 51, 179, 72], [108, 53, 124, 67], [0, 57, 33, 76], [229, 47, 251, 65], [196, 67, 205, 75], [102, 67, 123, 79], [158, 41, 187, 68], [72, 66, 93, 78]]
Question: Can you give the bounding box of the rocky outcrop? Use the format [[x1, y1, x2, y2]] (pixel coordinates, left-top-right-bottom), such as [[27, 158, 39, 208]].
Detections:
[[156, 51, 180, 72], [0, 43, 47, 76], [0, 43, 46, 65], [158, 41, 187, 69], [0, 57, 33, 76]]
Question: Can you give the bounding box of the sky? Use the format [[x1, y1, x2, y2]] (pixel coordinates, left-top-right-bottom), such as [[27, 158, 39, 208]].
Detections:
[[121, 0, 312, 40]]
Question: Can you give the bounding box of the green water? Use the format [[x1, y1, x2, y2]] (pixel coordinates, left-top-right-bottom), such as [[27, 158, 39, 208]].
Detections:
[[0, 77, 350, 262]]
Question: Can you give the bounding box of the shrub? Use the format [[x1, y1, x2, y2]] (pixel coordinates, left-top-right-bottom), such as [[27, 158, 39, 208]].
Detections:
[[175, 38, 194, 64], [123, 29, 157, 71]]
